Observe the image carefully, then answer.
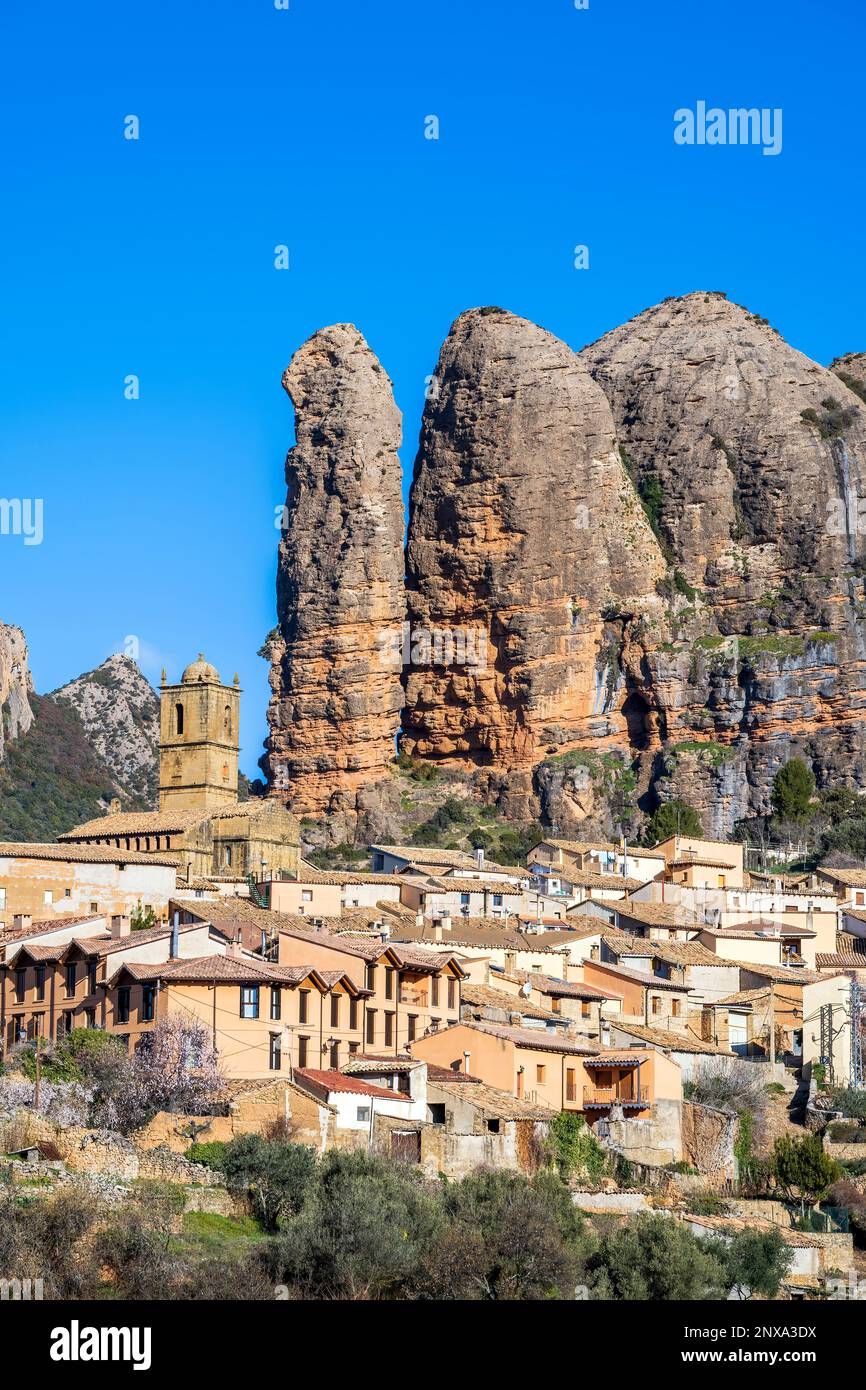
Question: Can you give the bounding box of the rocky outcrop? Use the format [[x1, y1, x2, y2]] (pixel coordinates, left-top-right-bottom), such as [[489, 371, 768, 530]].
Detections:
[[52, 654, 159, 805], [401, 307, 668, 816], [262, 325, 406, 825], [832, 352, 866, 403], [582, 292, 866, 829], [262, 298, 866, 841], [0, 621, 33, 758]]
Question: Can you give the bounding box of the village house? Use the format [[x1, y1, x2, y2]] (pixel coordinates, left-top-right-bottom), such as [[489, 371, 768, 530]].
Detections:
[[596, 932, 742, 1008], [581, 957, 694, 1033], [488, 967, 614, 1041], [369, 845, 527, 885], [526, 838, 664, 889], [0, 917, 225, 1052], [0, 843, 177, 931], [271, 921, 466, 1054], [606, 1018, 734, 1080], [101, 952, 371, 1076], [397, 875, 524, 921], [459, 979, 574, 1033], [651, 835, 746, 888]]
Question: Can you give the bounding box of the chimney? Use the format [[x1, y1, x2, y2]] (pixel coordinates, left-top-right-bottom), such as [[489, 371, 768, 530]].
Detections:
[[433, 922, 443, 942], [415, 911, 424, 928], [12, 913, 32, 932], [170, 911, 180, 959], [226, 941, 246, 959], [475, 848, 484, 870], [110, 915, 131, 939], [462, 1050, 471, 1074], [109, 797, 121, 816], [590, 942, 600, 959], [438, 913, 452, 933]]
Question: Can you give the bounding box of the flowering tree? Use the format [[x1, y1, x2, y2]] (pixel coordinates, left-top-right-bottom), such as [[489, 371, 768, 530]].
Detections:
[[109, 1017, 223, 1133]]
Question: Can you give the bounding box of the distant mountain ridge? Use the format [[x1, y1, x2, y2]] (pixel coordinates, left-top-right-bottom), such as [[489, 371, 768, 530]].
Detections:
[[51, 654, 160, 806]]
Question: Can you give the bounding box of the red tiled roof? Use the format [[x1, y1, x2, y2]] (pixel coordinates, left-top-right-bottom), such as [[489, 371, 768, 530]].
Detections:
[[292, 1069, 412, 1102]]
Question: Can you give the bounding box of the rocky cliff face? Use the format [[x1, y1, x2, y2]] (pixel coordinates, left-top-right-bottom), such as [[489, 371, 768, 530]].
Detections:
[[0, 622, 34, 757], [402, 307, 668, 818], [52, 654, 159, 805], [264, 297, 866, 842], [262, 324, 406, 829], [832, 352, 866, 402], [581, 292, 866, 832]]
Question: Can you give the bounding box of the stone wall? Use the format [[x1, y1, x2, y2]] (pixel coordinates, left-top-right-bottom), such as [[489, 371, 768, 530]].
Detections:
[[681, 1101, 737, 1178]]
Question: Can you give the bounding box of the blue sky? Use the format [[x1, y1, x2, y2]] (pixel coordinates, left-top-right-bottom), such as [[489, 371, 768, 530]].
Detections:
[[1, 0, 864, 777]]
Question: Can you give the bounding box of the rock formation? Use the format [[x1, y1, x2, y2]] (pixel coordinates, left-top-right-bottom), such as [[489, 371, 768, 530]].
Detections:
[[832, 352, 866, 403], [262, 324, 406, 827], [264, 297, 866, 841], [582, 292, 866, 835], [402, 307, 668, 816], [52, 653, 160, 805], [0, 621, 33, 757]]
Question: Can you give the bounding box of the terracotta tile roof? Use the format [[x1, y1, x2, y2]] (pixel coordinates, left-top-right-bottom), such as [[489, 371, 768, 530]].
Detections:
[[0, 842, 178, 867], [429, 1077, 551, 1120], [561, 872, 644, 892], [603, 934, 730, 968], [293, 861, 406, 887], [66, 922, 208, 958], [421, 877, 523, 895], [340, 1054, 422, 1074], [3, 942, 67, 962], [107, 954, 326, 988], [371, 845, 525, 876], [442, 1021, 600, 1056], [609, 1020, 734, 1055], [292, 1069, 412, 1103], [701, 920, 816, 939], [816, 953, 866, 970], [497, 969, 611, 1001], [347, 916, 567, 954], [712, 987, 772, 1007], [58, 810, 210, 838], [532, 839, 665, 860], [461, 981, 564, 1022], [731, 961, 825, 985], [585, 959, 692, 991], [614, 900, 703, 930], [582, 1054, 645, 1067], [0, 914, 104, 945], [817, 868, 866, 888]]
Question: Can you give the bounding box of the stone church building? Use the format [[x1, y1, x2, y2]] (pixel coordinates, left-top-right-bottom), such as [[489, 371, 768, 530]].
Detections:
[[59, 654, 300, 882]]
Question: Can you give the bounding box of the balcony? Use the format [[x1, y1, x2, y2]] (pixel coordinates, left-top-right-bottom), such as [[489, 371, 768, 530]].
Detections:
[[583, 1085, 650, 1108]]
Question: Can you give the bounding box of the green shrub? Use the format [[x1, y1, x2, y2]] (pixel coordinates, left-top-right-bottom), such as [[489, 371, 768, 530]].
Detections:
[[186, 1141, 229, 1170], [548, 1112, 606, 1181]]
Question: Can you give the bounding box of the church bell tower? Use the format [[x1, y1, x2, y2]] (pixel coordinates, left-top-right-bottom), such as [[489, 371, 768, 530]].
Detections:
[[159, 654, 241, 812]]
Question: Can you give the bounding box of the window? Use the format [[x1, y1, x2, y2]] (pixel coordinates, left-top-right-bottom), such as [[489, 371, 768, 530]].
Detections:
[[240, 985, 260, 1020], [330, 994, 340, 1027], [566, 1067, 577, 1103], [329, 1040, 339, 1068], [430, 1017, 440, 1031], [349, 1041, 359, 1054], [384, 1012, 394, 1047], [671, 998, 681, 1018], [270, 987, 281, 1021], [349, 997, 359, 1030], [64, 962, 77, 997], [651, 996, 661, 1015], [428, 1103, 446, 1125], [493, 894, 503, 907], [486, 1118, 501, 1134], [431, 976, 439, 1007], [87, 962, 98, 995], [581, 1000, 590, 1019], [365, 964, 376, 991], [44, 890, 54, 906], [64, 888, 71, 898], [90, 902, 98, 915], [15, 969, 26, 1003], [385, 968, 394, 1000], [366, 1010, 376, 1045], [447, 979, 456, 1010], [356, 1107, 371, 1123], [35, 966, 46, 1001], [62, 1010, 75, 1036], [536, 1064, 546, 1084], [175, 702, 184, 735], [269, 1033, 282, 1071], [85, 1008, 96, 1028], [224, 705, 232, 738], [142, 986, 155, 1022], [297, 1035, 309, 1068], [407, 1014, 417, 1043], [460, 893, 470, 907], [117, 988, 130, 1025], [301, 890, 312, 903]]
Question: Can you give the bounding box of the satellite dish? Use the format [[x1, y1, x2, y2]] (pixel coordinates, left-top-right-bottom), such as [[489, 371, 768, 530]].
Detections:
[[520, 980, 532, 997]]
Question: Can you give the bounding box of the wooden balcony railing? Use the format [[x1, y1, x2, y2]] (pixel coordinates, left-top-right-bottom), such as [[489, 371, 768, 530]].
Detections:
[[583, 1086, 650, 1107]]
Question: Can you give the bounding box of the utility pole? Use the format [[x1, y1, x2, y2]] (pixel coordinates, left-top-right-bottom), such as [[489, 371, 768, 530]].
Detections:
[[768, 984, 776, 1070]]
